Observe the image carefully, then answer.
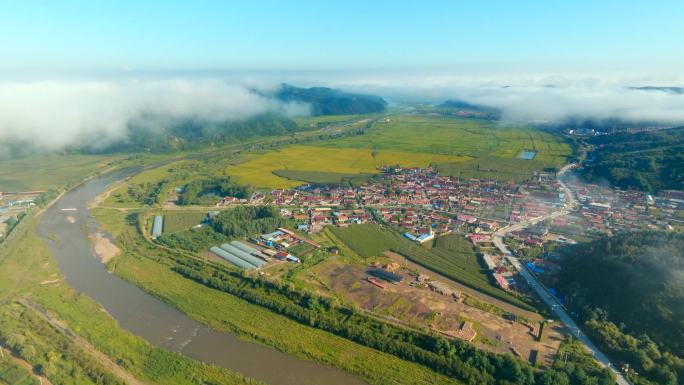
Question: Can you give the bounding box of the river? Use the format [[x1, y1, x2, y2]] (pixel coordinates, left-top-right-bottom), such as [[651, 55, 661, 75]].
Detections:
[[36, 168, 367, 385]]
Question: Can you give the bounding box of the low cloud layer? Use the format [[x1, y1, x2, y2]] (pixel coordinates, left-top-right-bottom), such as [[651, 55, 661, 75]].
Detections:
[[1, 74, 682, 157], [0, 79, 308, 153], [329, 73, 684, 124], [447, 85, 684, 124]]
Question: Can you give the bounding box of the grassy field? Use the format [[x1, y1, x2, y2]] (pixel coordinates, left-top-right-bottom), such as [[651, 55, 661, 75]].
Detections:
[[272, 169, 375, 186], [0, 154, 123, 191], [104, 211, 461, 385], [160, 210, 207, 233], [436, 156, 551, 182], [293, 114, 368, 128], [226, 115, 571, 188], [329, 224, 535, 311]]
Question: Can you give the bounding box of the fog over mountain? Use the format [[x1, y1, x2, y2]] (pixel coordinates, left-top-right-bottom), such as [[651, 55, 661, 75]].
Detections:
[[339, 77, 684, 124], [1, 75, 683, 157], [0, 79, 309, 154]]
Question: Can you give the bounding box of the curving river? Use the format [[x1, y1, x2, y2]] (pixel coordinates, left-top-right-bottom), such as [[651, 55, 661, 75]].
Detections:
[[36, 168, 367, 385]]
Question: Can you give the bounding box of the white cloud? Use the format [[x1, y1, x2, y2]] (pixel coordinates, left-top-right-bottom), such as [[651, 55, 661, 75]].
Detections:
[[0, 79, 308, 152], [444, 85, 684, 123]]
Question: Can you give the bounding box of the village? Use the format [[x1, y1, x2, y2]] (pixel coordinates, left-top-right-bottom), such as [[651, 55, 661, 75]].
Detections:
[[0, 190, 42, 240], [212, 166, 684, 298]]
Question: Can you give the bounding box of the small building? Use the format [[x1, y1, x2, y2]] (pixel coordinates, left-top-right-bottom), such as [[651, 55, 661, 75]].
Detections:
[[261, 230, 285, 242], [152, 215, 164, 239], [368, 268, 403, 284], [416, 233, 435, 243]]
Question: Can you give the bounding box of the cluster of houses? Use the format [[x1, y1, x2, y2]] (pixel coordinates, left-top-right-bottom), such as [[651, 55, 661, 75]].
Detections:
[[209, 227, 322, 270], [0, 191, 41, 239], [254, 227, 320, 261], [218, 167, 565, 242], [561, 180, 684, 236]]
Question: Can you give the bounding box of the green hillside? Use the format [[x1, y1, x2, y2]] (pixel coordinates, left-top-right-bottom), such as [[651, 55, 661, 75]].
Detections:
[[275, 84, 387, 115], [581, 127, 684, 192]]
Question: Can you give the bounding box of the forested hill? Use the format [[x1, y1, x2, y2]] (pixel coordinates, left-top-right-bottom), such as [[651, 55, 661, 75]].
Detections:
[[274, 84, 387, 115], [630, 86, 684, 95], [580, 127, 684, 192], [97, 113, 301, 153], [439, 99, 488, 110], [558, 231, 684, 385]]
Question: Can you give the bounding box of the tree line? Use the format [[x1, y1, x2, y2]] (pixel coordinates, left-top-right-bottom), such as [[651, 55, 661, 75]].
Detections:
[[169, 253, 615, 385]]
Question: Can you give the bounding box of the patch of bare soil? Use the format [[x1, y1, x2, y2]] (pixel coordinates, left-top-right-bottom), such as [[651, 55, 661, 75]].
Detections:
[[322, 259, 566, 366]]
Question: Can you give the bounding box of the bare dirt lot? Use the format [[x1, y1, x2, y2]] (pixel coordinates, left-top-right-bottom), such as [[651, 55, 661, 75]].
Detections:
[[316, 259, 565, 366]]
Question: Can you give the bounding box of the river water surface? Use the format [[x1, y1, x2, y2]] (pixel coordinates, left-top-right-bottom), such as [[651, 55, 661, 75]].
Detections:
[[36, 168, 367, 385]]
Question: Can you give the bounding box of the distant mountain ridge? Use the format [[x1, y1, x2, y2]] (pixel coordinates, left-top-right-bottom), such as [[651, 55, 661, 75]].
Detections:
[[274, 84, 387, 116], [438, 99, 488, 111], [629, 86, 684, 94]]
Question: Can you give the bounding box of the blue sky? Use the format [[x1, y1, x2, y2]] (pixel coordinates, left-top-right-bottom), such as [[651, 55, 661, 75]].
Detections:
[[1, 0, 683, 77], [1, 1, 684, 152]]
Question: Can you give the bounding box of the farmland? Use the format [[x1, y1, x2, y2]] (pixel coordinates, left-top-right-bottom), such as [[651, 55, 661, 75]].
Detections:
[[435, 157, 551, 183], [315, 115, 567, 159], [160, 211, 208, 233], [272, 170, 375, 186], [228, 144, 469, 188], [227, 115, 571, 188]]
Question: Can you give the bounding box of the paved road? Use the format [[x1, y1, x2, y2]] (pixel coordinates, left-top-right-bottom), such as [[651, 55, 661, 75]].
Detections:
[[491, 164, 630, 385]]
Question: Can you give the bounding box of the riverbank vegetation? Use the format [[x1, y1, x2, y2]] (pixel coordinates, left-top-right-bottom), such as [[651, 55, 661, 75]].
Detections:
[[0, 154, 123, 192], [0, 219, 261, 385]]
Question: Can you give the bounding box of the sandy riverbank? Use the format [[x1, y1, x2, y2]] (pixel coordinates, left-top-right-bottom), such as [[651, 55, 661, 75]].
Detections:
[[92, 232, 120, 263]]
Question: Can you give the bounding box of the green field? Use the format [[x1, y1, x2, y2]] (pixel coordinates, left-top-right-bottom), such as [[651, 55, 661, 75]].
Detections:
[[0, 154, 123, 191], [227, 115, 571, 188], [293, 114, 368, 128], [161, 211, 207, 233], [314, 115, 569, 160], [329, 224, 535, 311], [273, 169, 375, 186], [436, 156, 552, 182]]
